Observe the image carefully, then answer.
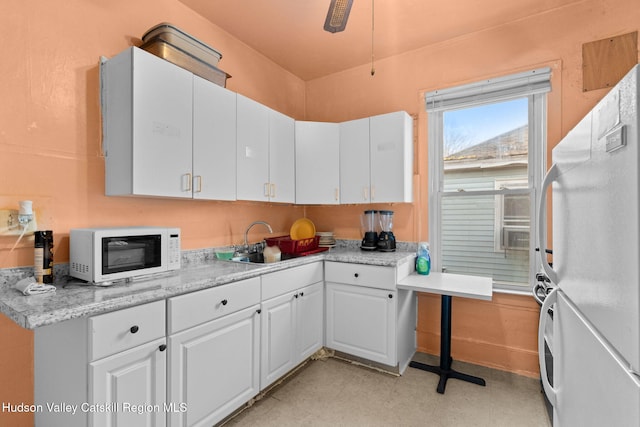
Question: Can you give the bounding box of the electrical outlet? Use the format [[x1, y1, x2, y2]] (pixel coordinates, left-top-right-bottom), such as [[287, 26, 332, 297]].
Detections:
[[0, 209, 38, 236]]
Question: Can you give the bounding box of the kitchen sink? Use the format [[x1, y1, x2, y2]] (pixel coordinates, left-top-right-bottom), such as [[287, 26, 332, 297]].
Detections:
[[230, 252, 297, 264]]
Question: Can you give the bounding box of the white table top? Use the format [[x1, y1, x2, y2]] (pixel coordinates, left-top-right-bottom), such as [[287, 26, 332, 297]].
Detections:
[[397, 272, 493, 301]]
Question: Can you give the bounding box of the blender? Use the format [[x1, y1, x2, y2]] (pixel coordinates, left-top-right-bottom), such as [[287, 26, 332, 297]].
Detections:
[[377, 210, 396, 251], [360, 210, 379, 250]]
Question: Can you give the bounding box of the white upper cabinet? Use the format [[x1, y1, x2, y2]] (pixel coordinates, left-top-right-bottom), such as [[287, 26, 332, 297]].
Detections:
[[102, 47, 410, 205], [102, 47, 237, 200], [295, 121, 340, 204], [192, 75, 237, 200], [236, 94, 295, 203], [339, 111, 413, 204], [339, 117, 371, 203], [103, 47, 193, 198], [236, 94, 270, 201], [369, 111, 414, 203], [268, 109, 296, 203]]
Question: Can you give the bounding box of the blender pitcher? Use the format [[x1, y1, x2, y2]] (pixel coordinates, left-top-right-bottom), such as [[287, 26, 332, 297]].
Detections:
[[377, 210, 396, 251], [360, 210, 379, 250]]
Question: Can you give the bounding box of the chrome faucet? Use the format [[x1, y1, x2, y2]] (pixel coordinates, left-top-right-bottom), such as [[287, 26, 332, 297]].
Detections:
[[243, 221, 273, 253]]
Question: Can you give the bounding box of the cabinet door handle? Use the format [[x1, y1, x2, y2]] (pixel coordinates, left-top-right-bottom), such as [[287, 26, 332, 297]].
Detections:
[[334, 188, 339, 201], [371, 186, 375, 200], [363, 187, 368, 201], [256, 309, 262, 314], [130, 325, 139, 334], [264, 183, 270, 197], [354, 273, 359, 278], [194, 175, 202, 193], [388, 294, 393, 299], [159, 344, 167, 352], [184, 173, 192, 192], [270, 183, 276, 198], [294, 293, 299, 298], [299, 292, 304, 297], [221, 299, 228, 306]]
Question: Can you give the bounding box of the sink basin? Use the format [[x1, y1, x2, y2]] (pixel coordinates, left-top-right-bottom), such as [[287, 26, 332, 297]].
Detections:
[[230, 252, 297, 264]]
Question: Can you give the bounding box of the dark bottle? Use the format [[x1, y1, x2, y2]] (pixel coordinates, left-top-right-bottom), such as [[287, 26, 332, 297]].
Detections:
[[34, 231, 54, 284]]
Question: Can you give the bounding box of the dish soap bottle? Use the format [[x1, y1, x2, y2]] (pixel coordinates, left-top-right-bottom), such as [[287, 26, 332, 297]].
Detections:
[[416, 242, 430, 275]]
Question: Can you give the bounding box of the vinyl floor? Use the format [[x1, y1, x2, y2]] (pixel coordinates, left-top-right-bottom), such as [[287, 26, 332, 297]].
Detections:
[[223, 352, 553, 427]]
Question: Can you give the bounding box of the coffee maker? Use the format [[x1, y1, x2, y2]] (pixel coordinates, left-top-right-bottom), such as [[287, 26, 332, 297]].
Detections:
[[377, 210, 396, 251], [360, 210, 378, 251]]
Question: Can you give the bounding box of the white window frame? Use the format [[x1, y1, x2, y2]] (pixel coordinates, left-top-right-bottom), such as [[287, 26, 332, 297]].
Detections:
[[494, 178, 530, 252], [427, 68, 550, 292]]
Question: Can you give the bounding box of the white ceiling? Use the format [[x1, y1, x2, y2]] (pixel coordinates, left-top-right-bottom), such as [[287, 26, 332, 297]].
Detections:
[[179, 0, 581, 81]]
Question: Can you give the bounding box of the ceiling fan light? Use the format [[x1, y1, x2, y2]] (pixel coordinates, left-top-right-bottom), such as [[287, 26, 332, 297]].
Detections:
[[324, 0, 354, 33]]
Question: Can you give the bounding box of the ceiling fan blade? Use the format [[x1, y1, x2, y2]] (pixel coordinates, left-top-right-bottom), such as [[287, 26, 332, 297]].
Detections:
[[324, 0, 353, 33]]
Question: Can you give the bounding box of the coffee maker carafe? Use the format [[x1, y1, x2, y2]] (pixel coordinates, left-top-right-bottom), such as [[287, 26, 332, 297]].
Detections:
[[377, 210, 396, 251], [360, 210, 378, 251]]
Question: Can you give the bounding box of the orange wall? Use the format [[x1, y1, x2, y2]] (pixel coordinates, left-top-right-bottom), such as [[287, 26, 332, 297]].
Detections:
[[306, 0, 639, 377], [0, 0, 308, 270], [1, 0, 639, 424], [0, 1, 307, 425]]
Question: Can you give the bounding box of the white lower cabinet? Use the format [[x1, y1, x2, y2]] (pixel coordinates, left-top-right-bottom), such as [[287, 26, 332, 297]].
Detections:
[[167, 277, 261, 427], [260, 263, 324, 390], [90, 337, 167, 427], [33, 259, 412, 427], [326, 282, 397, 366], [295, 282, 324, 362], [34, 300, 167, 427], [168, 305, 260, 427], [324, 261, 416, 373]]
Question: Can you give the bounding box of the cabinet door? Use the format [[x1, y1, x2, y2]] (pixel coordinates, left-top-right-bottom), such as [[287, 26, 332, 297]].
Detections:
[[168, 305, 260, 427], [268, 109, 295, 203], [369, 111, 413, 203], [192, 75, 237, 200], [237, 94, 269, 201], [295, 282, 324, 364], [90, 337, 167, 427], [325, 282, 397, 366], [295, 121, 340, 204], [104, 47, 193, 198], [260, 292, 296, 390], [339, 117, 371, 204]]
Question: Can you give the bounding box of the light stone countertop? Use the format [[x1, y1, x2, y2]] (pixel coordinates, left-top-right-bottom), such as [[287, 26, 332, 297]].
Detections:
[[0, 247, 415, 330]]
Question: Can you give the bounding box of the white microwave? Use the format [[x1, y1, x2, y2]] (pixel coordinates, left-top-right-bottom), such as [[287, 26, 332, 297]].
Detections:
[[70, 227, 180, 284]]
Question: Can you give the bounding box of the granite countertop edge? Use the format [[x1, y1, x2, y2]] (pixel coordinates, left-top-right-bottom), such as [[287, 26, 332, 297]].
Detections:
[[0, 248, 416, 330]]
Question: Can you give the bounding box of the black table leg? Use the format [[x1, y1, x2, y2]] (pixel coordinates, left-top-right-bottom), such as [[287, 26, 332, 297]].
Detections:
[[410, 294, 486, 394]]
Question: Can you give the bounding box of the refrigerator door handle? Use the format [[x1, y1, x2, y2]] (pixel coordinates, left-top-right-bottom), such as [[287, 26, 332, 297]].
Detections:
[[538, 164, 559, 284], [539, 286, 558, 406]]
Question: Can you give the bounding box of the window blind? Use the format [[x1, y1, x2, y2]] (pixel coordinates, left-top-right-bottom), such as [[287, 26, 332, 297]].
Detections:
[[425, 67, 551, 112]]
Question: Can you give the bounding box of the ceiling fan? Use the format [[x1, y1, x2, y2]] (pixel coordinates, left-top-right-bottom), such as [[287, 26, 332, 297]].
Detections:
[[323, 0, 354, 33]]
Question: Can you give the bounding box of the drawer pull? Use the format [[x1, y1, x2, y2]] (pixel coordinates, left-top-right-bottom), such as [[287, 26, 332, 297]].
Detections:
[[130, 325, 139, 334], [221, 299, 228, 306], [294, 293, 299, 298], [354, 273, 359, 278], [256, 309, 262, 314], [159, 344, 167, 352], [299, 292, 304, 297], [388, 294, 393, 299]]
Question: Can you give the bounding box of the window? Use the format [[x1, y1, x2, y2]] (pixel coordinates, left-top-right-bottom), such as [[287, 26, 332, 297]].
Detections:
[[426, 68, 550, 291], [495, 178, 530, 252]]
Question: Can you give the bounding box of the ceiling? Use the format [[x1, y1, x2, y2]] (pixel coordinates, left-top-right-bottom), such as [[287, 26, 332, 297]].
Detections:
[[179, 0, 579, 81]]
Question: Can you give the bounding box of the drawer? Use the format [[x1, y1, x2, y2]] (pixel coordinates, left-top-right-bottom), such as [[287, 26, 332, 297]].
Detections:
[[262, 262, 323, 301], [168, 276, 260, 334], [89, 300, 165, 361], [325, 261, 396, 291]]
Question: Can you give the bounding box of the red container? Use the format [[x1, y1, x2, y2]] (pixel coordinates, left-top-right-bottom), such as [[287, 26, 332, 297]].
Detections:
[[265, 235, 320, 255]]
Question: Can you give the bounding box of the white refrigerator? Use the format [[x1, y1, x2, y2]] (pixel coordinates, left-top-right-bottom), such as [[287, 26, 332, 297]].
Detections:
[[538, 64, 640, 426]]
